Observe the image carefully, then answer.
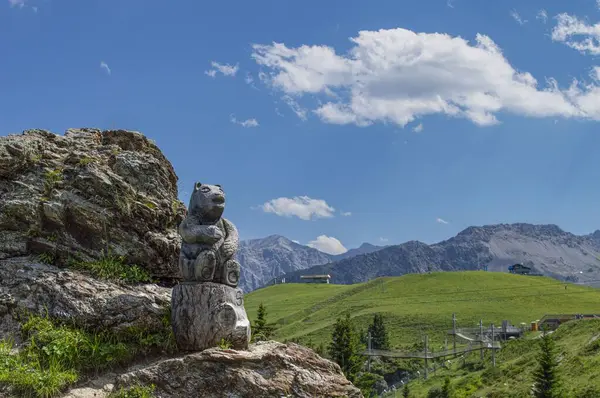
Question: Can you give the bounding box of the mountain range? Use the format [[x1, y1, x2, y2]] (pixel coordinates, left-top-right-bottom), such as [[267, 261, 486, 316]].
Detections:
[[237, 223, 600, 292], [236, 236, 385, 292]]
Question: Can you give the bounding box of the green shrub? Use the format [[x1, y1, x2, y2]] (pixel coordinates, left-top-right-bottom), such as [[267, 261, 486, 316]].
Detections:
[[43, 168, 63, 195]]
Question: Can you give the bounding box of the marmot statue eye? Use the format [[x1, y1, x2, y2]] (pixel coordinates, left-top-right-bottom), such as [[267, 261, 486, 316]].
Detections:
[[201, 187, 210, 193]]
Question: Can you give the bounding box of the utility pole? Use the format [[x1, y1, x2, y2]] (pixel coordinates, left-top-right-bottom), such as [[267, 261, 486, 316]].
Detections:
[[491, 323, 496, 367], [452, 313, 457, 357], [479, 319, 484, 361], [424, 334, 429, 380], [367, 331, 372, 372]]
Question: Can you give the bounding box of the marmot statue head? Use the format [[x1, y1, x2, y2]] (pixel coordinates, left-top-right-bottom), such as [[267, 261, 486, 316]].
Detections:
[[188, 182, 226, 223]]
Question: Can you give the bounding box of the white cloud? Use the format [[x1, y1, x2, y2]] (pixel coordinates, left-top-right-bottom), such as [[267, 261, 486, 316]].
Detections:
[[205, 61, 239, 78], [510, 10, 527, 26], [8, 0, 25, 7], [341, 211, 352, 216], [307, 235, 347, 255], [447, 0, 454, 9], [230, 115, 259, 128], [536, 9, 548, 24], [281, 95, 308, 120], [413, 123, 424, 133], [100, 61, 111, 75], [436, 217, 449, 224], [245, 73, 254, 85], [379, 237, 389, 243], [597, 0, 600, 10], [251, 28, 600, 127], [261, 196, 335, 220], [552, 13, 600, 55], [292, 240, 300, 244]]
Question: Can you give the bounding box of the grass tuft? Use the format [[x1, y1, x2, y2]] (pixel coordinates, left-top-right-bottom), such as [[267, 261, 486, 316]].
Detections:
[[0, 312, 174, 398], [70, 253, 152, 284], [108, 384, 156, 398]]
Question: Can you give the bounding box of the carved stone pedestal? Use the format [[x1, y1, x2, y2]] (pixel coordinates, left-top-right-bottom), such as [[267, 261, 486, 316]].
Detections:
[[171, 282, 251, 351]]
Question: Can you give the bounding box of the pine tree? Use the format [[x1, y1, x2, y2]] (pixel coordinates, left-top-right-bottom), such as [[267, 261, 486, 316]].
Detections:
[[441, 377, 451, 398], [368, 314, 390, 350], [532, 331, 561, 398], [252, 302, 274, 341], [328, 313, 361, 381], [402, 383, 410, 398]]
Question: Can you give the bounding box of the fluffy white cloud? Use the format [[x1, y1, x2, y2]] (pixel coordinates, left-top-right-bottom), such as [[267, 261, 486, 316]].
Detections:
[[536, 9, 548, 24], [251, 27, 600, 127], [413, 123, 424, 133], [552, 14, 600, 55], [205, 61, 239, 77], [436, 217, 449, 224], [230, 115, 259, 128], [261, 196, 335, 220], [307, 235, 347, 255], [100, 61, 111, 75], [510, 10, 527, 26]]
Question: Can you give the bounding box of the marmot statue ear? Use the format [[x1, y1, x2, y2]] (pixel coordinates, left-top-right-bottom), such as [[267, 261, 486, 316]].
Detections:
[[216, 184, 222, 189], [194, 182, 202, 190]]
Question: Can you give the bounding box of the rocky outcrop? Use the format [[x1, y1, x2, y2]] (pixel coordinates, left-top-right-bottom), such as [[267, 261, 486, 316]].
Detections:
[[114, 341, 363, 398], [0, 257, 171, 341], [0, 128, 186, 281]]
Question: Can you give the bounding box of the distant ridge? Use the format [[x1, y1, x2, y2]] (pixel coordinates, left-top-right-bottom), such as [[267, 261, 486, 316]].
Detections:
[[280, 223, 600, 287]]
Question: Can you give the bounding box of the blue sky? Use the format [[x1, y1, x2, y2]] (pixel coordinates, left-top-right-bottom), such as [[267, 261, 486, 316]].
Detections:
[[3, 0, 600, 254]]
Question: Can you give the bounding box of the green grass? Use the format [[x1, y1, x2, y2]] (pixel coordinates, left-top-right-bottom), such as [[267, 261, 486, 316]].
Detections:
[[246, 272, 600, 396], [399, 319, 600, 397], [69, 254, 153, 284], [245, 271, 600, 349], [108, 384, 156, 398], [0, 312, 174, 397]]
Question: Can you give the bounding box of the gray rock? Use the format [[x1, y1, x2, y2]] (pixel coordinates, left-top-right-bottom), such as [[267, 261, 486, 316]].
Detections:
[[114, 341, 363, 398], [171, 282, 250, 351], [0, 256, 171, 341], [0, 128, 185, 281]]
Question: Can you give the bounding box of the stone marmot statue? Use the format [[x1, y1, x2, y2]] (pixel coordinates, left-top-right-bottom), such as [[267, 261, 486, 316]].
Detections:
[[178, 182, 241, 287]]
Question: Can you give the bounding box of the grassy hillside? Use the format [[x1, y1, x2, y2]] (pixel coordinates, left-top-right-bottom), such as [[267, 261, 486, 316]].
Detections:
[[398, 319, 600, 397], [245, 271, 600, 349]]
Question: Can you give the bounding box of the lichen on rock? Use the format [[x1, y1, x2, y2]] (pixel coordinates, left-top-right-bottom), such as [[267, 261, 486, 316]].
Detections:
[[0, 128, 186, 280]]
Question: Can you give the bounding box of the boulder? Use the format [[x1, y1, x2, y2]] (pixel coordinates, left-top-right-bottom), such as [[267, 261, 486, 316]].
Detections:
[[114, 341, 363, 398], [171, 282, 250, 351], [0, 256, 171, 341], [0, 128, 186, 281]]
